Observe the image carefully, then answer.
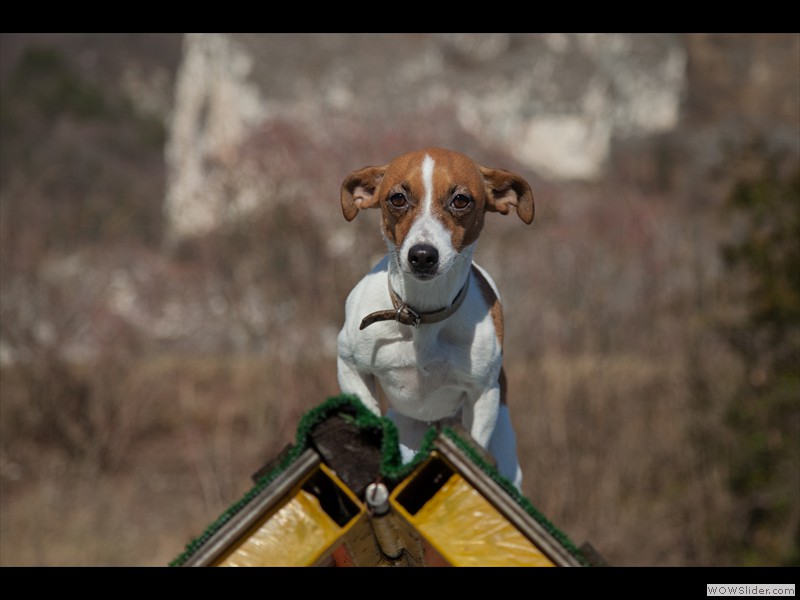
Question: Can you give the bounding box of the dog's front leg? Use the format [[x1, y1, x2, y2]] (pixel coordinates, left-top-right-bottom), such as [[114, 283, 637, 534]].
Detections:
[[462, 384, 501, 449], [337, 355, 381, 416]]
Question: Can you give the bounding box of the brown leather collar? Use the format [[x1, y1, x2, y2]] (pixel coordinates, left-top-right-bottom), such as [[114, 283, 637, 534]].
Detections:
[[359, 274, 471, 330]]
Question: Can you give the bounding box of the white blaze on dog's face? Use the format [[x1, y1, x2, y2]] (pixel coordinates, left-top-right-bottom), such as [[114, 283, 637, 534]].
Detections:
[[341, 147, 534, 280]]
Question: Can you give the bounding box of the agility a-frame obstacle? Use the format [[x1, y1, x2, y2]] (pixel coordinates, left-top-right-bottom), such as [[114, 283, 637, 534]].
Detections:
[[171, 395, 603, 567]]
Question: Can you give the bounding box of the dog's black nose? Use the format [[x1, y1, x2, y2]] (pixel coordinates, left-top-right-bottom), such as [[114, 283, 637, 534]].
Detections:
[[408, 243, 439, 276]]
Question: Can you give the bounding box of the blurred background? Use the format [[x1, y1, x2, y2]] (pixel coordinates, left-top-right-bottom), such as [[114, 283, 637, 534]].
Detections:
[[0, 33, 797, 566]]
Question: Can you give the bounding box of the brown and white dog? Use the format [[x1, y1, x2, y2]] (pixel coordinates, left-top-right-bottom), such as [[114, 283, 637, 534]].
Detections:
[[336, 147, 534, 489]]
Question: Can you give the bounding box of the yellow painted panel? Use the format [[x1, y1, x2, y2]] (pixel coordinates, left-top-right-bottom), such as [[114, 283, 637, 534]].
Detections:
[[218, 489, 343, 567], [407, 473, 555, 567]]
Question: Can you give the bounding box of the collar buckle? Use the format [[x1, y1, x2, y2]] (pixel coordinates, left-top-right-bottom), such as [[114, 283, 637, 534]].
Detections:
[[397, 305, 421, 328]]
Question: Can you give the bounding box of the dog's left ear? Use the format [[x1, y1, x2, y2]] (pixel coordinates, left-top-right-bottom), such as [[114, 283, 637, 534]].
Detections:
[[341, 165, 386, 222], [480, 166, 535, 224]]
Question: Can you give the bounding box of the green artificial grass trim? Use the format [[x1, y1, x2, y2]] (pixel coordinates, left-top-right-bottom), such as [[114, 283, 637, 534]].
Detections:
[[170, 394, 588, 567], [380, 424, 440, 482], [293, 393, 379, 445]]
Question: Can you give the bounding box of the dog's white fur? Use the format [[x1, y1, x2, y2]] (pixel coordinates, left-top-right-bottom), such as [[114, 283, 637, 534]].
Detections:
[[336, 148, 534, 489]]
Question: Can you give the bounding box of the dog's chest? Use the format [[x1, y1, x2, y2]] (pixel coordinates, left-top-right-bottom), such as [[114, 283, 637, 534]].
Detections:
[[370, 326, 478, 419]]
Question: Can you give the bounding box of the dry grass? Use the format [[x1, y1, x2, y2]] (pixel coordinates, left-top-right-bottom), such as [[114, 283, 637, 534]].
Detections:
[[0, 353, 337, 566], [509, 349, 740, 565]]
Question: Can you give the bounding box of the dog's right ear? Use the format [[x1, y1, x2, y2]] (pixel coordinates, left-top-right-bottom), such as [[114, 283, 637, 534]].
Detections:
[[341, 165, 386, 221]]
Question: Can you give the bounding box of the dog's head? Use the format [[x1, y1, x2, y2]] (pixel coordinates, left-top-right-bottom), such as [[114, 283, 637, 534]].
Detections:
[[341, 148, 534, 280]]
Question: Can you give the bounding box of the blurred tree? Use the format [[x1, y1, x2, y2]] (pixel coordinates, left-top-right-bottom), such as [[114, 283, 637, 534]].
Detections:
[[720, 146, 800, 566], [0, 40, 171, 469], [0, 43, 167, 268]]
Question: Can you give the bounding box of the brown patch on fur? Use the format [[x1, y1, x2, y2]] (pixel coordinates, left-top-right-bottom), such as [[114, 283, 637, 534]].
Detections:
[[424, 148, 487, 250], [499, 366, 508, 406], [380, 164, 426, 248], [471, 265, 504, 348], [471, 265, 506, 405]]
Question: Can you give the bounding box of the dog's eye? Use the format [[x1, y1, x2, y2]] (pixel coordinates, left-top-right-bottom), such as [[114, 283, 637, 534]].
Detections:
[[388, 193, 407, 209], [450, 194, 472, 211]]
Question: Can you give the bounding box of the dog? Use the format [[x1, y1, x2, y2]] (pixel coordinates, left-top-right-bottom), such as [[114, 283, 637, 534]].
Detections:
[[336, 147, 534, 489]]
